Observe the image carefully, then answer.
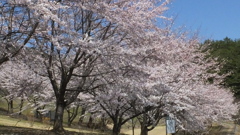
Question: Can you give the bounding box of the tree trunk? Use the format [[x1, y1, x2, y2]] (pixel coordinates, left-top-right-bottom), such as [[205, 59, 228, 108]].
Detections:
[[19, 97, 24, 115], [140, 113, 149, 135], [78, 107, 86, 125], [87, 114, 93, 128], [67, 109, 71, 126], [7, 99, 13, 114], [52, 102, 65, 133], [5, 99, 10, 114], [140, 125, 148, 135], [112, 121, 121, 135], [132, 118, 137, 135], [100, 114, 107, 131], [67, 105, 79, 127]]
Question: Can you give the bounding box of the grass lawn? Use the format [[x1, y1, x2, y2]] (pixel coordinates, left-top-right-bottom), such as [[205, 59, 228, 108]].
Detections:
[[0, 114, 109, 135], [0, 110, 168, 135], [123, 125, 166, 135], [123, 121, 240, 135], [0, 100, 112, 134], [1, 113, 240, 135], [1, 99, 240, 135]]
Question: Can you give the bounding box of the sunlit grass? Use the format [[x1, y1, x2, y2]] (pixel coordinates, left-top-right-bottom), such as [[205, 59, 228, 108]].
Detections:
[[0, 114, 109, 134], [2, 99, 239, 135], [123, 125, 166, 135], [0, 99, 110, 134], [0, 115, 51, 130]]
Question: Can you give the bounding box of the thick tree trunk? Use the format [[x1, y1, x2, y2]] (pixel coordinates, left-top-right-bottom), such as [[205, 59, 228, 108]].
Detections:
[[112, 121, 121, 135], [140, 113, 149, 135], [140, 125, 148, 135], [52, 102, 65, 133]]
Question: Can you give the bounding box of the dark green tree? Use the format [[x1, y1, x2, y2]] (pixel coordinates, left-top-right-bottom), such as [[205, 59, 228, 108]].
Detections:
[[202, 37, 240, 97]]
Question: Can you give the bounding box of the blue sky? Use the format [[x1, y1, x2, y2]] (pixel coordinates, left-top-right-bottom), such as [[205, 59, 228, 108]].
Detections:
[[165, 0, 240, 41]]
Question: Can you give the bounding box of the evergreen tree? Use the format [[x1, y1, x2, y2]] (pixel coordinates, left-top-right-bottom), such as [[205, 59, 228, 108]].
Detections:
[[203, 37, 240, 97]]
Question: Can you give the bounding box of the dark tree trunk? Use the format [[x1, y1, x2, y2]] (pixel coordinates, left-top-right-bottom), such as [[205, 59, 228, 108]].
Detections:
[[87, 114, 93, 128], [112, 119, 122, 135], [52, 101, 65, 133], [112, 124, 121, 135], [140, 113, 149, 135], [5, 99, 9, 113], [140, 125, 148, 135], [10, 100, 13, 113], [7, 99, 13, 114], [19, 97, 24, 115]]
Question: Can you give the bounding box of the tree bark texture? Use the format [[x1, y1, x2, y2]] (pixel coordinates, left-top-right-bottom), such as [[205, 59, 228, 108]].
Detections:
[[112, 120, 122, 135], [140, 125, 148, 135], [52, 102, 65, 133], [140, 113, 149, 135]]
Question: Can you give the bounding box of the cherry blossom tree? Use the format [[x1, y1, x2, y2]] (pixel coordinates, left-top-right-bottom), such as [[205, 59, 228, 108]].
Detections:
[[137, 33, 238, 134], [87, 28, 238, 135], [0, 60, 54, 115], [90, 74, 170, 135], [0, 0, 45, 65], [17, 0, 172, 133], [1, 1, 237, 135], [0, 0, 57, 114]]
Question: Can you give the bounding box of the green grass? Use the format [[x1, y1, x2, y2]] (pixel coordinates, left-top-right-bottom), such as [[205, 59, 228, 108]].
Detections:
[[0, 98, 84, 124], [123, 125, 166, 135], [2, 113, 240, 135], [0, 114, 109, 134], [0, 115, 51, 129], [0, 98, 35, 115], [2, 98, 240, 135], [122, 121, 240, 135], [0, 101, 172, 135], [0, 98, 110, 134]]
